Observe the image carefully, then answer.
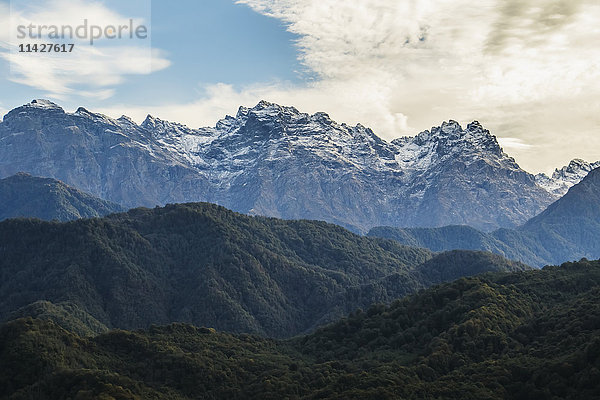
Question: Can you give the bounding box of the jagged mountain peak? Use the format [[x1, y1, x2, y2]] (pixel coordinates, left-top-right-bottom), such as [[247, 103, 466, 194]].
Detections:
[[536, 158, 600, 197], [235, 106, 250, 119], [438, 119, 462, 135], [3, 100, 123, 128], [231, 101, 300, 124], [397, 120, 490, 142], [75, 106, 92, 114], [243, 101, 304, 126], [218, 101, 346, 142], [430, 119, 495, 140], [141, 114, 202, 138], [234, 101, 340, 128], [466, 120, 484, 130], [141, 114, 159, 128], [394, 120, 505, 162], [0, 99, 560, 231], [136, 101, 371, 144], [252, 100, 300, 115], [553, 158, 600, 180], [117, 115, 138, 126], [29, 99, 63, 111], [215, 114, 243, 132], [3, 99, 65, 122], [73, 107, 119, 126]]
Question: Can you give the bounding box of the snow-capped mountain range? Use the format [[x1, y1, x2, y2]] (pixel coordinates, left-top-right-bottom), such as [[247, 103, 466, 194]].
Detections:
[[535, 159, 600, 197], [0, 99, 596, 232]]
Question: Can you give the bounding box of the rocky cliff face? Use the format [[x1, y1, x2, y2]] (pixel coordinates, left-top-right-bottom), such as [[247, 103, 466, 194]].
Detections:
[[389, 120, 554, 231], [0, 100, 211, 208], [0, 99, 575, 232]]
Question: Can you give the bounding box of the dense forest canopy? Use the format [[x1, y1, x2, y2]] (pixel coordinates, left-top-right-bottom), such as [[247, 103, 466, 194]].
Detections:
[[1, 259, 599, 399]]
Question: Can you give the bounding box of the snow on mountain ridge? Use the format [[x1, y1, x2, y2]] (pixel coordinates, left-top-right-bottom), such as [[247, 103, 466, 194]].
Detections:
[[110, 104, 596, 201], [536, 159, 600, 197], [28, 99, 64, 111], [5, 99, 590, 199], [0, 99, 581, 231], [392, 119, 515, 176]]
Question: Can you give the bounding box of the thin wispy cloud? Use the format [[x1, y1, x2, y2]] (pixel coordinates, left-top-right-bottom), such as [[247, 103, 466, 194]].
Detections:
[[498, 138, 534, 152], [0, 0, 170, 101]]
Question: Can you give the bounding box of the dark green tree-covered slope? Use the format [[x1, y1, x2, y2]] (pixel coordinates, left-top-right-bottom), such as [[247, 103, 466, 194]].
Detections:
[[8, 301, 108, 337], [0, 202, 526, 338], [1, 259, 598, 399], [413, 250, 528, 284], [368, 225, 519, 258], [326, 250, 529, 324], [0, 173, 124, 221], [369, 168, 600, 267]]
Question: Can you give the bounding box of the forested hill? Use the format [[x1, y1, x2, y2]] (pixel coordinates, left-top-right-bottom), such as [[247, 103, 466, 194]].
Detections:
[[1, 259, 598, 399], [0, 202, 526, 338], [0, 173, 123, 222]]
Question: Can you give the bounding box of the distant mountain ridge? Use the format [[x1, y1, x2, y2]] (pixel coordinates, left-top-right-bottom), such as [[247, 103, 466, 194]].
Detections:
[[0, 173, 123, 221], [369, 167, 600, 267], [0, 202, 528, 338], [1, 99, 588, 232], [536, 158, 600, 197], [0, 100, 212, 208]]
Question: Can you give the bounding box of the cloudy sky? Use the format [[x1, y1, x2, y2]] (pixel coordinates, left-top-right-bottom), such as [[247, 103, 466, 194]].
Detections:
[[0, 0, 599, 173]]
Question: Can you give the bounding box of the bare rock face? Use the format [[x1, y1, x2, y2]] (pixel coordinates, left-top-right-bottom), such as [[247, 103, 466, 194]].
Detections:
[[0, 99, 565, 232], [389, 120, 555, 231], [0, 100, 212, 208]]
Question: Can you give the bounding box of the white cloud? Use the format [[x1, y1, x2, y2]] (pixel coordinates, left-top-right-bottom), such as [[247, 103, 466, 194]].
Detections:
[[498, 137, 534, 151], [227, 0, 600, 173], [2, 46, 170, 100], [98, 79, 411, 135], [0, 0, 170, 100]]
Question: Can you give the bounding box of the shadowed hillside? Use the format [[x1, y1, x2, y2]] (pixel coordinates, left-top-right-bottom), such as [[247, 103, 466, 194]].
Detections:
[[0, 202, 527, 338], [0, 173, 123, 222], [1, 259, 598, 399]]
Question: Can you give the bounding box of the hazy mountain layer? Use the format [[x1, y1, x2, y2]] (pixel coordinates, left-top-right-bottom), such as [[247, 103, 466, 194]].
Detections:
[[369, 168, 600, 267], [0, 173, 123, 222]]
